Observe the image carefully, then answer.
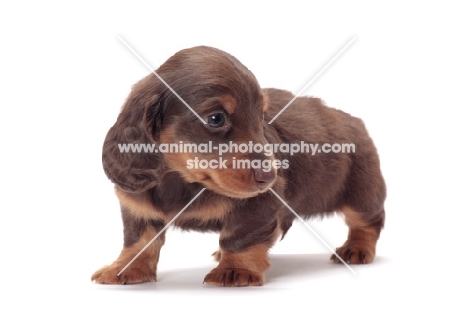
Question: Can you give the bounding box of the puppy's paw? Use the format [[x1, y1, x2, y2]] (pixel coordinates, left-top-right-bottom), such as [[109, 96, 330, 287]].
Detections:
[[91, 263, 156, 285], [331, 240, 375, 264], [203, 268, 264, 287]]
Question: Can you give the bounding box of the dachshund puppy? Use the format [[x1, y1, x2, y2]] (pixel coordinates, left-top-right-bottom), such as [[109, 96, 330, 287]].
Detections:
[[91, 46, 386, 286]]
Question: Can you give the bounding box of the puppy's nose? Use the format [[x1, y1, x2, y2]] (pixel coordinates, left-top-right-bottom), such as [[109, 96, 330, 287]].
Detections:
[[253, 168, 276, 189]]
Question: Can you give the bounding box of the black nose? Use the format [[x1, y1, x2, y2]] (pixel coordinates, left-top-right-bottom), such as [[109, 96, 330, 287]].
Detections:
[[253, 168, 276, 189]]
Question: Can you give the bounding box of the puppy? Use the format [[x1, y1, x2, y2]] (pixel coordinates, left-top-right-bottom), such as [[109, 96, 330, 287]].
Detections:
[[91, 46, 386, 286]]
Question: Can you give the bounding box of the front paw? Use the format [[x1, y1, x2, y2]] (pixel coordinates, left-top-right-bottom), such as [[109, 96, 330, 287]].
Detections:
[[91, 263, 156, 285], [203, 268, 264, 287]]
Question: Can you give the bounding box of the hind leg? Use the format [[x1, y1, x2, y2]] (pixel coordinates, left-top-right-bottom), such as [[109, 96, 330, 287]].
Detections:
[[331, 207, 385, 264]]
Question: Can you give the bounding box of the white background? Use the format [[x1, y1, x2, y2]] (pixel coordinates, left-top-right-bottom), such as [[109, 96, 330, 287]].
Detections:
[[1, 1, 467, 309]]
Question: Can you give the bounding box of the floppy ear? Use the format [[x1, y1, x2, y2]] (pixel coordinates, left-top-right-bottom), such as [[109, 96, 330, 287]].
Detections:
[[102, 74, 164, 193]]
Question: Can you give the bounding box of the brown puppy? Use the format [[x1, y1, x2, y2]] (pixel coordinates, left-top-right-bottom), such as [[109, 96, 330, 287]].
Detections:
[[91, 46, 386, 286]]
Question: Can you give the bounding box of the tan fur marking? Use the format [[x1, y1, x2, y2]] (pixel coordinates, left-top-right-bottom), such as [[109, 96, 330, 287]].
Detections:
[[117, 186, 233, 225], [176, 197, 233, 225], [218, 244, 271, 273], [342, 206, 369, 228], [342, 206, 379, 241], [91, 227, 165, 284], [116, 188, 165, 221], [204, 244, 270, 286], [332, 207, 379, 264], [220, 95, 236, 114]]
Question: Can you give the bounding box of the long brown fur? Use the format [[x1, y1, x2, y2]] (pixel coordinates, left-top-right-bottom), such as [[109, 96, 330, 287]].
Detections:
[[91, 46, 386, 286]]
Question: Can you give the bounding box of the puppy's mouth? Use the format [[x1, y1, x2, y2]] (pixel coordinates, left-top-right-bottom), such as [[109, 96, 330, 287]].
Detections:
[[202, 176, 274, 199], [194, 168, 277, 199]]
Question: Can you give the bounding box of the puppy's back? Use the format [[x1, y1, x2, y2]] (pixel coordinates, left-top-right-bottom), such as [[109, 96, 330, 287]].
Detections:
[[263, 88, 385, 219]]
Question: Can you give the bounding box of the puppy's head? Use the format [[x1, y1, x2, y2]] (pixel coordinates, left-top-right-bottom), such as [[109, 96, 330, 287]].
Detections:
[[103, 46, 276, 198]]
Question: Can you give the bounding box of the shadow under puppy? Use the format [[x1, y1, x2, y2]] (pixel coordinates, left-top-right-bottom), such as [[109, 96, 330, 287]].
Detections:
[[91, 46, 386, 286]]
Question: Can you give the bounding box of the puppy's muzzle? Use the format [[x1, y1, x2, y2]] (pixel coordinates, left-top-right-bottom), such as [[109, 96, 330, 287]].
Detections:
[[252, 168, 276, 190]]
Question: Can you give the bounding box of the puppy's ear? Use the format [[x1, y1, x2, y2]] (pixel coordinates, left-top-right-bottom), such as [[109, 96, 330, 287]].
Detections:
[[102, 75, 164, 193]]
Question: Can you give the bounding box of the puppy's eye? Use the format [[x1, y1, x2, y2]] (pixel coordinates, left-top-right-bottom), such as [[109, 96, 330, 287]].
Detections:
[[206, 113, 225, 128]]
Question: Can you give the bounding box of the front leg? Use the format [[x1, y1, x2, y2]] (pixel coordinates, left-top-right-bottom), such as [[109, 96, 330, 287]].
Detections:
[[204, 198, 280, 287], [92, 203, 166, 284], [204, 244, 271, 286]]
